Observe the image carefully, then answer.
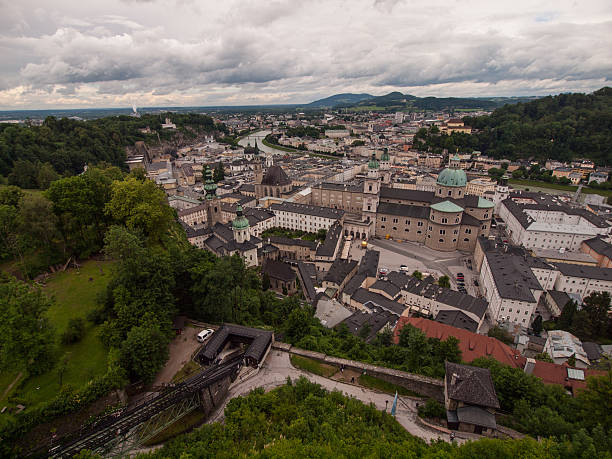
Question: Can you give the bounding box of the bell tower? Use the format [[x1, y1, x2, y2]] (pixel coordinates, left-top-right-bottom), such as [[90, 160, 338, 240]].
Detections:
[[363, 153, 380, 217]]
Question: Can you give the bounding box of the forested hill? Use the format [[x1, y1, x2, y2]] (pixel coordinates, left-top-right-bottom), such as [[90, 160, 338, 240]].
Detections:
[[414, 87, 612, 164], [0, 113, 222, 189]]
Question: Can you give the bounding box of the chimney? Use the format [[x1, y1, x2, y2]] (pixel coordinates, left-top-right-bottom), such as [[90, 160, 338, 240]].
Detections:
[[524, 358, 536, 375], [450, 373, 459, 386]]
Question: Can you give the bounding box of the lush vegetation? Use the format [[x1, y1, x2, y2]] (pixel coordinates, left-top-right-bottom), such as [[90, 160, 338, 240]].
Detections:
[[289, 355, 337, 377], [261, 226, 326, 242], [284, 315, 461, 379], [473, 357, 612, 455], [0, 113, 221, 188], [414, 87, 612, 164], [141, 377, 603, 458], [554, 293, 612, 342]]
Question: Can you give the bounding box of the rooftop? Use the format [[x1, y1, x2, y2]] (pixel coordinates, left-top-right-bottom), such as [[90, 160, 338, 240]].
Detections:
[[445, 361, 500, 409]]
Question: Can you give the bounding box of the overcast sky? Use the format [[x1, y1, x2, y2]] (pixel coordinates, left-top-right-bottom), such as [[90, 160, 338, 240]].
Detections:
[[1, 0, 611, 109]]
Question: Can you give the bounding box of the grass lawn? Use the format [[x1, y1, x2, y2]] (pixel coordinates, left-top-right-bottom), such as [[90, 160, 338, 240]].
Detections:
[[6, 260, 115, 410], [509, 178, 612, 199], [358, 374, 421, 397], [290, 355, 337, 378], [172, 361, 201, 383]]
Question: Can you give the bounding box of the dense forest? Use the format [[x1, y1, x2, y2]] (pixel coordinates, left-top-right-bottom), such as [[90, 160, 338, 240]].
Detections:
[[0, 113, 221, 189], [413, 87, 612, 164]]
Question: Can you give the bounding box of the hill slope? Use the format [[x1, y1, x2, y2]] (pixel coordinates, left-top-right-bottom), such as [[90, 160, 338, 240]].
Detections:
[[414, 87, 612, 164], [306, 93, 373, 108]]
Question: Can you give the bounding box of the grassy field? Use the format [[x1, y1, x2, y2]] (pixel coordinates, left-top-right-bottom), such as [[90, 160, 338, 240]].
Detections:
[[290, 355, 337, 378], [2, 260, 115, 411], [261, 138, 299, 153], [358, 374, 421, 397], [172, 361, 201, 383], [509, 178, 612, 199]]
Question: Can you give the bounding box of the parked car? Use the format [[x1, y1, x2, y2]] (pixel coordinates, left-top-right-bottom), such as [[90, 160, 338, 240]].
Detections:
[[400, 265, 409, 272], [197, 328, 214, 343], [457, 272, 464, 277], [379, 267, 389, 276]]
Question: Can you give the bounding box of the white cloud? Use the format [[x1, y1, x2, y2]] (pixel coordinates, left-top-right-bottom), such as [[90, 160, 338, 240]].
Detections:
[[0, 0, 610, 108]]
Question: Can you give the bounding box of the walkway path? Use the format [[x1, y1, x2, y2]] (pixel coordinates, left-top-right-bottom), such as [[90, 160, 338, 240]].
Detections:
[[208, 351, 459, 444]]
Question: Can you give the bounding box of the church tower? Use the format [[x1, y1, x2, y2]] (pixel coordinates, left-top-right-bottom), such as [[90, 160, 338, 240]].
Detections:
[[363, 153, 380, 217], [380, 149, 391, 184], [232, 205, 251, 244], [204, 167, 221, 227]]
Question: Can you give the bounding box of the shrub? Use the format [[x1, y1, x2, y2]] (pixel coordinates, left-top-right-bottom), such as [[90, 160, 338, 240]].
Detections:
[[61, 317, 87, 344], [418, 399, 445, 419]]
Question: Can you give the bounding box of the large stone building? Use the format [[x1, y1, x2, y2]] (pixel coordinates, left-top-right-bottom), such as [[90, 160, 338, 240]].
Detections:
[[311, 154, 494, 251]]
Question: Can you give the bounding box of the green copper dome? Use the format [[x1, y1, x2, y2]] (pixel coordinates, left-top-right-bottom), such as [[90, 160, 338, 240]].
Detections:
[[368, 153, 380, 169], [381, 150, 390, 161], [436, 167, 467, 187], [232, 205, 250, 230], [430, 200, 464, 213]]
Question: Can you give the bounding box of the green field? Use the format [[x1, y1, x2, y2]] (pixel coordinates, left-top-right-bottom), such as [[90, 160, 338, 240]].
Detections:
[[290, 355, 337, 377], [509, 178, 612, 199], [1, 259, 115, 412]]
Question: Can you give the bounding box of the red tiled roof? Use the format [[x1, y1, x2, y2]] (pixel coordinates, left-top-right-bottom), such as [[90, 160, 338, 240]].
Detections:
[[394, 316, 606, 394], [394, 316, 524, 369]]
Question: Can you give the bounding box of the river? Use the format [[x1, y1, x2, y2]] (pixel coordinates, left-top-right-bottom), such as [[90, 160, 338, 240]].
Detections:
[[238, 130, 285, 155]]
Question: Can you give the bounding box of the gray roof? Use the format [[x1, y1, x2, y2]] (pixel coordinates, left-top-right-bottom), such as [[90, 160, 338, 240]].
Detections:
[[377, 202, 431, 219], [582, 342, 603, 361], [270, 202, 345, 220], [197, 324, 273, 364], [484, 252, 543, 302], [370, 279, 401, 299], [351, 288, 406, 316], [316, 221, 343, 257], [261, 165, 291, 186], [400, 275, 488, 320], [554, 263, 612, 281], [297, 261, 317, 303], [547, 290, 572, 309], [379, 187, 434, 203], [435, 310, 479, 332], [343, 273, 367, 296], [583, 237, 612, 259], [358, 250, 380, 277], [456, 406, 497, 429], [316, 182, 363, 193], [262, 260, 296, 282], [338, 309, 398, 343], [324, 259, 358, 286], [445, 362, 500, 409]]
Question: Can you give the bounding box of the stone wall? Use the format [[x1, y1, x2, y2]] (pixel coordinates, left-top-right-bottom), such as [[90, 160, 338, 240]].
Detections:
[[278, 344, 445, 402], [200, 375, 232, 417]]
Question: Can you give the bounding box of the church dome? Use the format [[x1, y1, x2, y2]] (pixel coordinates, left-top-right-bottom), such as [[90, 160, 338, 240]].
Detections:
[[437, 167, 467, 187], [232, 205, 250, 230], [368, 153, 380, 169], [381, 150, 390, 161]]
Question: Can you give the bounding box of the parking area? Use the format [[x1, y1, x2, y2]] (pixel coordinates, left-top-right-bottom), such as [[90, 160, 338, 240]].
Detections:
[[350, 238, 482, 297]]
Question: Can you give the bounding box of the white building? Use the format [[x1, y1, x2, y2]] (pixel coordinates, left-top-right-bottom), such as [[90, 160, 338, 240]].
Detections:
[[269, 202, 345, 233], [499, 194, 611, 252], [552, 263, 612, 296], [545, 330, 590, 368]]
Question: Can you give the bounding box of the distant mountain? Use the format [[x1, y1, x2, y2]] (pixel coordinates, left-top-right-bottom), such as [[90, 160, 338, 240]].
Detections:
[[310, 91, 540, 111], [305, 93, 373, 108]]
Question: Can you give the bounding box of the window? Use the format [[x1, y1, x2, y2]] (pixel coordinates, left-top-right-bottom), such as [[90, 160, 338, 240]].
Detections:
[[393, 218, 398, 223], [484, 213, 488, 218], [418, 221, 423, 227], [405, 220, 410, 225], [381, 217, 387, 222], [440, 229, 446, 235], [393, 226, 397, 230], [448, 190, 452, 196], [428, 226, 432, 231], [442, 218, 448, 223], [381, 225, 385, 229], [465, 228, 472, 234], [482, 224, 487, 230], [454, 229, 458, 234], [464, 238, 469, 242], [439, 238, 444, 243]]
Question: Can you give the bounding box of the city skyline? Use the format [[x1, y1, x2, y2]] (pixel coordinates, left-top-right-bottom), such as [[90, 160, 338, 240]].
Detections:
[[1, 0, 611, 109]]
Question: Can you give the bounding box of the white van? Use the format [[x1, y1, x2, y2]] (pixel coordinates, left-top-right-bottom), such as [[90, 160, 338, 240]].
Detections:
[[197, 329, 214, 343]]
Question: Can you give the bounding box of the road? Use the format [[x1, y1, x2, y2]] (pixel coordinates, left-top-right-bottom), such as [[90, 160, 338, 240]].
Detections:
[[208, 351, 459, 444]]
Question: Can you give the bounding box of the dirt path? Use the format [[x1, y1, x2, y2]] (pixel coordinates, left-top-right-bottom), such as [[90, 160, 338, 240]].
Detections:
[[208, 351, 460, 444], [1, 372, 23, 402], [153, 327, 202, 386]]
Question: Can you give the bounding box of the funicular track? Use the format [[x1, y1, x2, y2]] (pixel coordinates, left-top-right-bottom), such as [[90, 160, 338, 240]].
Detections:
[[45, 354, 244, 458]]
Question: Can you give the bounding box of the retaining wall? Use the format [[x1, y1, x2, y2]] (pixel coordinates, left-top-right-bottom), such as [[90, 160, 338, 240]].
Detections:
[[274, 342, 445, 402]]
